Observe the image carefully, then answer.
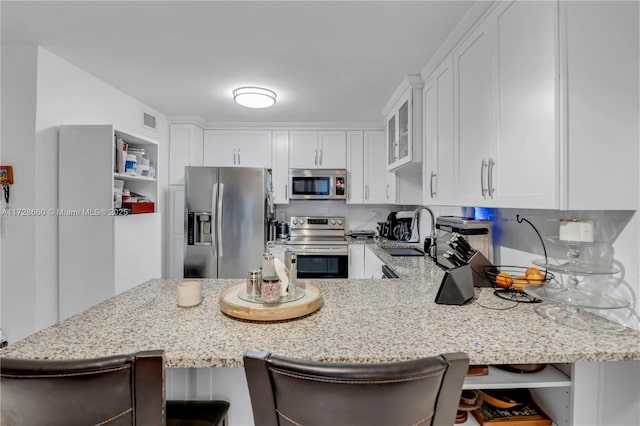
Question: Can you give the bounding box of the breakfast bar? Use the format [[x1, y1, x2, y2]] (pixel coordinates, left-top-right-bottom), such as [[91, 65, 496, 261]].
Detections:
[[2, 244, 640, 425]]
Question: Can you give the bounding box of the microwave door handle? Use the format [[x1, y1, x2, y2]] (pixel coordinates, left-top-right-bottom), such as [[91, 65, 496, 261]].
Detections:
[[319, 149, 323, 165], [211, 185, 217, 257], [217, 183, 224, 257]]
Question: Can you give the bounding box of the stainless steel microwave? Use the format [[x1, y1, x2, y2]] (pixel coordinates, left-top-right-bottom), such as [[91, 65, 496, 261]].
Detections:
[[289, 169, 346, 200]]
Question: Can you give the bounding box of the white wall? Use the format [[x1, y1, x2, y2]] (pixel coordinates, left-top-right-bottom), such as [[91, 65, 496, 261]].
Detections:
[[0, 45, 169, 342], [0, 45, 39, 342]]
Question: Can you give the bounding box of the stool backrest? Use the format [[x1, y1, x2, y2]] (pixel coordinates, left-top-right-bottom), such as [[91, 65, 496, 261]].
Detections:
[[1, 350, 165, 426], [243, 350, 469, 426]]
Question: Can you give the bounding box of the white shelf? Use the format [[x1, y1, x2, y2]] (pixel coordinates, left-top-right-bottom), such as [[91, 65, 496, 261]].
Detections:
[[113, 173, 156, 182], [463, 365, 570, 390]]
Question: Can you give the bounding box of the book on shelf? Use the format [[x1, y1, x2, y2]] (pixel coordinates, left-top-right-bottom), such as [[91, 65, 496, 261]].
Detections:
[[471, 400, 552, 425]]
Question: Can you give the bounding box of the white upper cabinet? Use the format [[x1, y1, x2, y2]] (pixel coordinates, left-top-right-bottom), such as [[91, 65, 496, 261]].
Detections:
[[203, 130, 272, 168], [561, 0, 638, 210], [169, 124, 204, 185], [346, 130, 392, 204], [454, 16, 498, 207], [289, 130, 346, 169], [423, 56, 455, 206], [271, 131, 289, 204], [446, 0, 637, 210], [491, 0, 557, 208], [384, 76, 423, 172], [454, 0, 557, 208]]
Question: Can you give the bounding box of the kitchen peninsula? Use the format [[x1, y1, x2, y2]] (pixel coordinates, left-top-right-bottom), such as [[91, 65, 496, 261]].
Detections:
[[2, 243, 639, 425]]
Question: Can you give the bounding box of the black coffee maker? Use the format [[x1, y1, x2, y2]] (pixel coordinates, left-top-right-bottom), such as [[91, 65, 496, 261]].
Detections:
[[384, 212, 399, 240], [377, 221, 391, 238]]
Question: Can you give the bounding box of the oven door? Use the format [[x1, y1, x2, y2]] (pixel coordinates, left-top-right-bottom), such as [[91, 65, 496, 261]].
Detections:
[[289, 246, 348, 278]]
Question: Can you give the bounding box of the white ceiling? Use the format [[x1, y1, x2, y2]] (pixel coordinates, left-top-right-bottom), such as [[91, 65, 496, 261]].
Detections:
[[2, 1, 474, 125]]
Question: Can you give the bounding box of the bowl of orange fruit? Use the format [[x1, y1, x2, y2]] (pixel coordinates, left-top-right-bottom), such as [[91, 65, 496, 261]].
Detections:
[[484, 266, 554, 292]]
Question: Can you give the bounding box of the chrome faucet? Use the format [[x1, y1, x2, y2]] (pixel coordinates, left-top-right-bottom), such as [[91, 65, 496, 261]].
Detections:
[[411, 206, 437, 260]]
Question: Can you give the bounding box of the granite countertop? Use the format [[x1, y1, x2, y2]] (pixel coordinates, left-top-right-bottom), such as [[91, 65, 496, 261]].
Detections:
[[2, 241, 639, 368]]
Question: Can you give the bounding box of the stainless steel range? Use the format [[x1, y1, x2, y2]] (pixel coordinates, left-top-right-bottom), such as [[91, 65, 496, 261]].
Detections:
[[286, 216, 348, 278]]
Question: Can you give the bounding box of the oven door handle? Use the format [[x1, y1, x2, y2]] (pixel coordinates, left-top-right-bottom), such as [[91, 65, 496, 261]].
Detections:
[[291, 248, 348, 256]]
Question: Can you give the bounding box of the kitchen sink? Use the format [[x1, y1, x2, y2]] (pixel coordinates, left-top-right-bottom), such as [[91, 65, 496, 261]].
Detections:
[[383, 247, 425, 257]]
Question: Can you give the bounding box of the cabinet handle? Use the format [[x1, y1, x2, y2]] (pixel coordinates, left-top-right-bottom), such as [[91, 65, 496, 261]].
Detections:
[[347, 185, 351, 201], [319, 149, 323, 165], [488, 158, 495, 198], [285, 185, 288, 200], [481, 159, 488, 198], [386, 184, 390, 199], [233, 149, 236, 165], [365, 185, 369, 201], [430, 171, 437, 198], [237, 148, 241, 165]]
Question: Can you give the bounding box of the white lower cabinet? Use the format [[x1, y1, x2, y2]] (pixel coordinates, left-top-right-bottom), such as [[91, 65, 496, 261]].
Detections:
[[364, 246, 384, 279], [348, 245, 365, 278]]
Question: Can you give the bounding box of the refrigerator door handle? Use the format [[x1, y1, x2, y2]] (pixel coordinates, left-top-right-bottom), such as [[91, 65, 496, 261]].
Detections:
[[211, 184, 218, 257], [217, 183, 224, 257]]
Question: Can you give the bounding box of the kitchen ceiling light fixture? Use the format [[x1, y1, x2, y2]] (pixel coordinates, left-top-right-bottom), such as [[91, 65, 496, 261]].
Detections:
[[233, 86, 277, 108]]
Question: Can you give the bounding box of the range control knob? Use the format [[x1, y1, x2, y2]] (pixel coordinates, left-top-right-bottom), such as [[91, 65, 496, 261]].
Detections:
[[331, 219, 336, 225], [292, 218, 299, 226], [337, 219, 343, 225]]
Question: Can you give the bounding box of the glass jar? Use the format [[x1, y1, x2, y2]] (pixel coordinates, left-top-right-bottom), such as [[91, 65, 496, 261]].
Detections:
[[261, 276, 281, 303]]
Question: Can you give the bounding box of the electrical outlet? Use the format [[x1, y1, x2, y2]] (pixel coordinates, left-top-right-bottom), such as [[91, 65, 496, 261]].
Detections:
[[371, 209, 377, 216]]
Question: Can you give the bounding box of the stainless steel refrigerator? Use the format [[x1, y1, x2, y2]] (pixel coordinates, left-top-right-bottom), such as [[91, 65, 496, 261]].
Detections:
[[184, 167, 272, 278]]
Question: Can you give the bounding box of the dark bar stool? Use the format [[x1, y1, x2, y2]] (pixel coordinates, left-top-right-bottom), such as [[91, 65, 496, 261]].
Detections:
[[243, 350, 469, 426], [1, 350, 229, 426]]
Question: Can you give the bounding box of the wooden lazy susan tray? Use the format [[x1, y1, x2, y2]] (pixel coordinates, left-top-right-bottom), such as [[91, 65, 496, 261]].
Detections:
[[219, 281, 323, 322]]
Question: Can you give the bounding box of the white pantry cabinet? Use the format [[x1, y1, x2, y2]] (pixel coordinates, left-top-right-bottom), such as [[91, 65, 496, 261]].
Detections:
[[384, 76, 423, 172], [423, 56, 455, 206], [364, 131, 393, 204], [168, 185, 185, 279], [271, 131, 290, 204], [169, 123, 203, 185], [289, 131, 346, 169], [203, 130, 272, 168], [348, 245, 365, 279], [346, 131, 365, 204], [58, 125, 161, 320]]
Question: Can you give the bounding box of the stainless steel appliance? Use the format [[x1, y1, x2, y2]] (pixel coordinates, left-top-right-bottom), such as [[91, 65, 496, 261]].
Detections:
[[288, 169, 346, 200], [435, 216, 493, 263], [286, 216, 348, 278], [184, 167, 271, 278]]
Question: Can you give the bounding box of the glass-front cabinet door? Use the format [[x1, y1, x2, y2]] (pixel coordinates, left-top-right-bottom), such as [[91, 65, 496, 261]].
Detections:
[[387, 115, 397, 166], [398, 99, 410, 160], [384, 83, 421, 171]]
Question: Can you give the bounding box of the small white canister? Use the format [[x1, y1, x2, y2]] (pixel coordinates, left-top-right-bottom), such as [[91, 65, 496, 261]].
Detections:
[[177, 280, 202, 307]]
